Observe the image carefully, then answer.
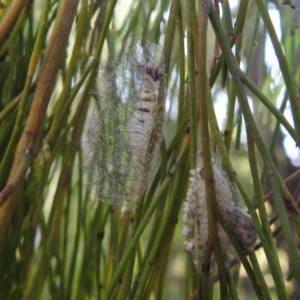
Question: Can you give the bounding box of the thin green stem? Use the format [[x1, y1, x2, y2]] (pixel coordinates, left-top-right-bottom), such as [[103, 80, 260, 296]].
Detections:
[[103, 132, 190, 300], [253, 0, 300, 141], [162, 0, 180, 76], [135, 149, 189, 300], [187, 0, 198, 169], [197, 1, 227, 298], [247, 134, 288, 297], [240, 74, 297, 143], [209, 7, 300, 281], [205, 68, 289, 298], [0, 0, 80, 242], [0, 0, 50, 190], [177, 3, 185, 128]]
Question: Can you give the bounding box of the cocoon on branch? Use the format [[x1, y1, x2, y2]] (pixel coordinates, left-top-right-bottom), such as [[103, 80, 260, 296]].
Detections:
[[182, 151, 257, 284], [85, 36, 166, 208]]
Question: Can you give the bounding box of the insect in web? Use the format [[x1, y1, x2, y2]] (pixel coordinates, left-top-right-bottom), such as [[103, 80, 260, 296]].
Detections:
[[182, 151, 257, 284], [84, 35, 166, 207]]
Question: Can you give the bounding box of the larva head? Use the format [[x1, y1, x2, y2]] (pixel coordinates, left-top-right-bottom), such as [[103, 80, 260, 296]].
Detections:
[[136, 63, 164, 81]]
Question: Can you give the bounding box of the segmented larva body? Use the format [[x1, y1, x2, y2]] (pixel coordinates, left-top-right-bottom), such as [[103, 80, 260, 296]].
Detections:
[[127, 64, 165, 197], [182, 151, 257, 284], [85, 37, 166, 207]]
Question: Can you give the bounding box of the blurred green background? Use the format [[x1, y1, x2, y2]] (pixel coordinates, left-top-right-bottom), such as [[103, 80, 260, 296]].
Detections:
[[1, 0, 300, 299]]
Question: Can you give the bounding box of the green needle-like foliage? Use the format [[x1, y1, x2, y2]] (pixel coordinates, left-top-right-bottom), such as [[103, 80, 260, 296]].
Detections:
[[1, 0, 300, 299]]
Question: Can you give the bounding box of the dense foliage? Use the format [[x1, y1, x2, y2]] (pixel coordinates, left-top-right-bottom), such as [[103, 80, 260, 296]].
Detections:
[[1, 0, 300, 299]]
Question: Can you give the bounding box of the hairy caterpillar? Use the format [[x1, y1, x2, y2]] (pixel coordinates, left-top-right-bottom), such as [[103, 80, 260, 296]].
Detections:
[[182, 151, 257, 284], [85, 36, 166, 207]]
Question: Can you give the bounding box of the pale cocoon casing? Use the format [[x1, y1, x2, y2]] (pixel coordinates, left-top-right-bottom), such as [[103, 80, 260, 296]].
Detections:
[[182, 151, 257, 284], [85, 37, 166, 207]]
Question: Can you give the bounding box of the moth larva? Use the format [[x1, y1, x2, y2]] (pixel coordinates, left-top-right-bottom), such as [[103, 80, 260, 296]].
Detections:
[[127, 64, 165, 198], [85, 36, 166, 207], [182, 151, 257, 284]]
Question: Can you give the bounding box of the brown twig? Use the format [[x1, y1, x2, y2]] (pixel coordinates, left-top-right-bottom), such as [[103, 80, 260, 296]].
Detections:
[[0, 0, 79, 240], [0, 0, 24, 47]]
